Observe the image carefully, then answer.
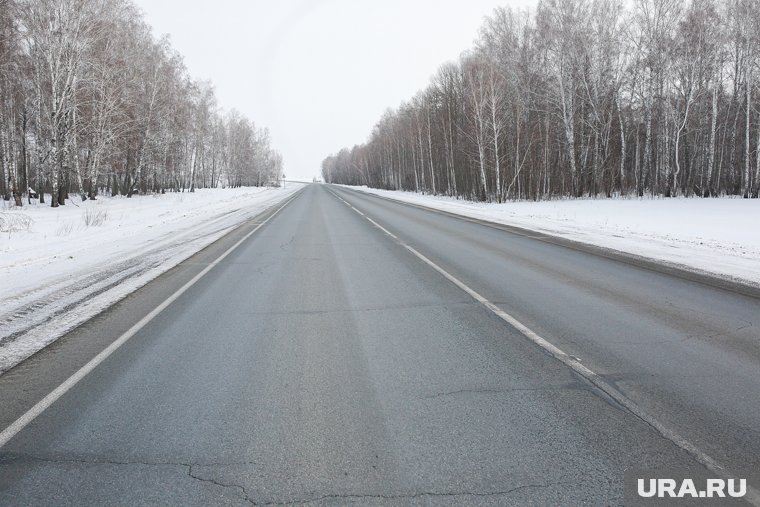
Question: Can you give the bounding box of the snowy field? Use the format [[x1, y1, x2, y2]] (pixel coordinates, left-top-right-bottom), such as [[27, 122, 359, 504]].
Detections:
[[344, 185, 760, 287], [0, 184, 304, 373]]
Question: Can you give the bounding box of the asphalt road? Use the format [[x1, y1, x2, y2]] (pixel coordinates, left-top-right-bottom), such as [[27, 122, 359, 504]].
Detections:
[[0, 183, 758, 505]]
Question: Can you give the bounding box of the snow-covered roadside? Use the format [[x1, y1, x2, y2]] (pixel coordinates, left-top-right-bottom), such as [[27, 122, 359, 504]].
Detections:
[[0, 184, 304, 373], [342, 185, 760, 287]]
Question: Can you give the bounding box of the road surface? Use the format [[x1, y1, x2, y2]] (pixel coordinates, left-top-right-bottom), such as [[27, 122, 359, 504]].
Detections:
[[1, 184, 758, 505]]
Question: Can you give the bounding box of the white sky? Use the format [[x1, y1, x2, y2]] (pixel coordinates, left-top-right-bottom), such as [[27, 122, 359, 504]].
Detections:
[[132, 0, 532, 179]]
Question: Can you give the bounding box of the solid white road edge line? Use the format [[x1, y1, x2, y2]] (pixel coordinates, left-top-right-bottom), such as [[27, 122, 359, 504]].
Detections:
[[0, 189, 303, 449], [329, 187, 760, 506]]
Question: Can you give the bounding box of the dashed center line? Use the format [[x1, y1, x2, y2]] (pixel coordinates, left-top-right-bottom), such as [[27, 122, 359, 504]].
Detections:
[[328, 187, 760, 507]]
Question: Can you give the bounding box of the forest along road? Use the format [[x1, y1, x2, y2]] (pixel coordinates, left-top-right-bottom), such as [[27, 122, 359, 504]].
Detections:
[[0, 183, 758, 505]]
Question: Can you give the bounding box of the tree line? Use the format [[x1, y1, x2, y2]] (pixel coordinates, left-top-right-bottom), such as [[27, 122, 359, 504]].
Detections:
[[323, 0, 760, 201], [0, 0, 283, 208]]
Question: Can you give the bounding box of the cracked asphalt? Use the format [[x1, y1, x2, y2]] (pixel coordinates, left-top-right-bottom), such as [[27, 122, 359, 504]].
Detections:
[[0, 184, 758, 505]]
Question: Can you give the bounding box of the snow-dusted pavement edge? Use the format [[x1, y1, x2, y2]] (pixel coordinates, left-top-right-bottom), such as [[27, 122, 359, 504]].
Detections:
[[0, 184, 305, 374], [341, 185, 760, 289]]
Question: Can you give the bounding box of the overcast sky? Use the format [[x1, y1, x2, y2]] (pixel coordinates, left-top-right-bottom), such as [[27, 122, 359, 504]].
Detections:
[[132, 0, 531, 179]]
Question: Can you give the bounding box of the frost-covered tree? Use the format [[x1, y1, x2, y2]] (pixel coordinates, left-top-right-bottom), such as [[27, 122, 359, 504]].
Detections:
[[325, 0, 760, 200], [1, 0, 282, 209]]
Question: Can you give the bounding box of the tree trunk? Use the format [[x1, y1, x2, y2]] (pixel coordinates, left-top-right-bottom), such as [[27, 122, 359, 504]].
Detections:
[[50, 136, 60, 208], [642, 97, 652, 196], [706, 74, 718, 196], [70, 78, 87, 201], [743, 63, 751, 197], [616, 96, 626, 194], [426, 106, 436, 194]]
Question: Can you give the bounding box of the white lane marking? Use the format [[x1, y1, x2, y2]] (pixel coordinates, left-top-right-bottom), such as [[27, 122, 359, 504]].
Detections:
[[0, 190, 303, 449], [329, 188, 760, 506]]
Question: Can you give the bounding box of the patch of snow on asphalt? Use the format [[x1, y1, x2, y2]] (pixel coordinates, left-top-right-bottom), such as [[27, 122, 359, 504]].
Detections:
[[344, 185, 760, 286], [0, 185, 304, 374]]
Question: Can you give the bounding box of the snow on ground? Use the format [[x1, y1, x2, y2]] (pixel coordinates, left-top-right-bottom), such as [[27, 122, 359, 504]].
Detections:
[[0, 184, 304, 374], [344, 185, 760, 287]]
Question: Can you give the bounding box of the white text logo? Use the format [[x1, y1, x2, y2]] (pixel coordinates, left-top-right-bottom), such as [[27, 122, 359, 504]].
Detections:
[[637, 478, 746, 499]]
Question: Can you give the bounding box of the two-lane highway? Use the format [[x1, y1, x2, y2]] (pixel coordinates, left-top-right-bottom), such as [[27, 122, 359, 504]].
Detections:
[[329, 185, 760, 477], [0, 184, 757, 505]]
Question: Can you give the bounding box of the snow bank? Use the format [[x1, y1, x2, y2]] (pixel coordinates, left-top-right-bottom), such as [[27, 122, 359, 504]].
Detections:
[[0, 185, 304, 373], [344, 185, 760, 287]]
